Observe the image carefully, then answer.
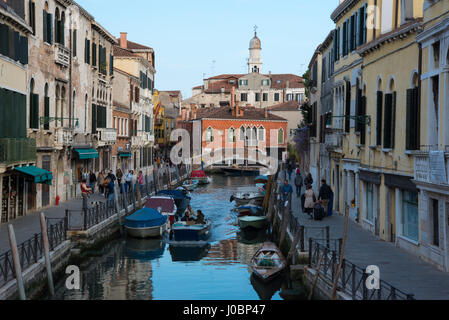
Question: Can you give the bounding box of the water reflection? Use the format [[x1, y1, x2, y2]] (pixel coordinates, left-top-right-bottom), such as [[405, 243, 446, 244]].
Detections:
[[50, 175, 288, 300]]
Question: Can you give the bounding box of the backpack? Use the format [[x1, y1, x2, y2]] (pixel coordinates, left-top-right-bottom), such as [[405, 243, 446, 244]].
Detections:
[[313, 203, 324, 221]]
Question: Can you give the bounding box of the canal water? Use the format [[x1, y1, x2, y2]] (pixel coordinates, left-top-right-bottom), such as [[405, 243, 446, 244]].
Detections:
[[49, 175, 292, 300]]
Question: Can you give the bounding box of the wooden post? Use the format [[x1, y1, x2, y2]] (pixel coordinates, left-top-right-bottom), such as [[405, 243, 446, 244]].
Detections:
[[287, 227, 303, 261], [8, 224, 26, 300], [331, 204, 350, 300], [279, 198, 290, 248], [39, 213, 55, 296], [308, 252, 325, 300]]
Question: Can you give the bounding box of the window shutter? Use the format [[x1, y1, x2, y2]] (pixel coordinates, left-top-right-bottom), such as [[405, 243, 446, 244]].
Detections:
[[363, 3, 368, 44], [345, 81, 351, 133], [92, 104, 97, 133], [110, 54, 113, 75], [60, 19, 64, 46], [13, 31, 19, 62], [30, 93, 39, 129], [44, 96, 50, 130], [406, 88, 413, 150], [391, 91, 396, 149], [413, 87, 419, 150], [361, 96, 366, 145], [73, 30, 77, 57], [43, 10, 47, 43], [355, 88, 362, 133], [376, 91, 383, 146], [92, 43, 96, 66], [383, 93, 393, 148], [48, 13, 53, 44]]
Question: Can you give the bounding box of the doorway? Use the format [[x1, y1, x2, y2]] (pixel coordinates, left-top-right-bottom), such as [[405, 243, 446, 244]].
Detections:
[[42, 155, 51, 207]]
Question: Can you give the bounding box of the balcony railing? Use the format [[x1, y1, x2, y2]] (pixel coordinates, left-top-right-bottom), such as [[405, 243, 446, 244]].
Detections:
[[54, 43, 70, 67], [0, 138, 37, 165], [97, 128, 117, 143], [325, 129, 343, 150], [55, 127, 74, 147], [414, 151, 449, 185]]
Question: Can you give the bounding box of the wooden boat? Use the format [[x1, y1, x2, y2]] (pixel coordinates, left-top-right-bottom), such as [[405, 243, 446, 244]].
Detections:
[[125, 208, 168, 239], [238, 216, 268, 230], [230, 192, 265, 206], [182, 179, 199, 191], [222, 166, 260, 176], [250, 242, 287, 282], [235, 204, 264, 216], [171, 220, 211, 242], [190, 170, 211, 185], [145, 196, 177, 226], [157, 189, 191, 214]]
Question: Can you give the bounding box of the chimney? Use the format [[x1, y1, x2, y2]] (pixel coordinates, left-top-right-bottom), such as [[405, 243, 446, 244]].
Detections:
[[120, 32, 128, 49]]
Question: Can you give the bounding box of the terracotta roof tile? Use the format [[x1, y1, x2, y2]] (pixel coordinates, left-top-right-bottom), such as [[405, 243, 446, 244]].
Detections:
[[113, 45, 139, 58], [268, 101, 301, 111], [269, 74, 305, 89]]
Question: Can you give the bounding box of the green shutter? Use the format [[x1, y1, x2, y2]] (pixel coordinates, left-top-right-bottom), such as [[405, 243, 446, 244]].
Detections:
[[43, 10, 47, 43], [345, 81, 351, 133], [376, 91, 383, 146], [383, 93, 393, 148], [92, 104, 97, 133], [355, 88, 362, 133], [110, 54, 113, 75], [391, 92, 396, 149], [44, 97, 50, 130], [361, 96, 366, 145], [92, 43, 96, 66], [48, 13, 53, 44], [406, 88, 413, 150], [60, 19, 64, 46], [73, 30, 77, 57]]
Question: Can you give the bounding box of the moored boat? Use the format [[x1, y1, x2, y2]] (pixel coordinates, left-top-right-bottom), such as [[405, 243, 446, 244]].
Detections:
[[238, 215, 268, 230], [190, 170, 211, 185], [231, 192, 265, 206], [145, 196, 177, 226], [171, 220, 211, 242], [250, 242, 287, 282], [157, 189, 191, 214], [235, 204, 264, 216], [125, 208, 168, 239], [182, 179, 199, 191]]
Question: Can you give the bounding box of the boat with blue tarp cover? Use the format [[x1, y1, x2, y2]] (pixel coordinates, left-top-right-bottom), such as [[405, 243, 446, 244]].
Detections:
[[125, 208, 168, 238], [157, 189, 191, 214]]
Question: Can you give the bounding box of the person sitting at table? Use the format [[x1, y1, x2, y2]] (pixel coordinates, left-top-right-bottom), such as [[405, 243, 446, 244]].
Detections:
[[181, 209, 195, 222], [195, 210, 206, 224]]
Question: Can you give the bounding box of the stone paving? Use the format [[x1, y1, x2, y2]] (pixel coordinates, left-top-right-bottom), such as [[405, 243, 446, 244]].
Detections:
[[285, 172, 449, 300], [0, 192, 105, 256]]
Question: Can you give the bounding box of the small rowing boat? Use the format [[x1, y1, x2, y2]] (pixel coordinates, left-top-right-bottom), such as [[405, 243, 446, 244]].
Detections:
[[250, 242, 287, 282], [171, 220, 211, 242], [238, 215, 268, 230], [182, 179, 199, 191], [234, 204, 263, 216], [230, 192, 265, 206], [190, 170, 211, 185]]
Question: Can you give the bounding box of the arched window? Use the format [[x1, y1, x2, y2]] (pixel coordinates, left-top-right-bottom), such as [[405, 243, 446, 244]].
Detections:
[[278, 128, 284, 144], [43, 2, 52, 44], [252, 127, 257, 141], [206, 127, 213, 142], [29, 79, 39, 129], [240, 126, 245, 141], [258, 126, 265, 142], [60, 86, 66, 127], [228, 127, 235, 142], [246, 126, 251, 141], [44, 83, 50, 130]]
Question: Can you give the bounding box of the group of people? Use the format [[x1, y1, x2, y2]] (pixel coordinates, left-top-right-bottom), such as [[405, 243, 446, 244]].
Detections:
[[282, 163, 334, 221], [180, 205, 206, 224]]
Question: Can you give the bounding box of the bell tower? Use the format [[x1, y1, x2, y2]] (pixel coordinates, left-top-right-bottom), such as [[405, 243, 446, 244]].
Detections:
[[248, 26, 262, 74]]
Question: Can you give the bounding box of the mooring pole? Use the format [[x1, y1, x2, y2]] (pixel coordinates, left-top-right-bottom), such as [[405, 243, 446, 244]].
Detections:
[[113, 184, 123, 235], [39, 213, 55, 297], [8, 224, 26, 300]]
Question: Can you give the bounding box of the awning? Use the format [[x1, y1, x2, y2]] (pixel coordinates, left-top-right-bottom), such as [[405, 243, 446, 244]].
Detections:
[[14, 166, 53, 185], [119, 153, 132, 158], [75, 148, 99, 160]]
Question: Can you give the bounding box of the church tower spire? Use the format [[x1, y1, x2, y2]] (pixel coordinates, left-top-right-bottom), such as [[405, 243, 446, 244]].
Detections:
[[248, 26, 262, 74]]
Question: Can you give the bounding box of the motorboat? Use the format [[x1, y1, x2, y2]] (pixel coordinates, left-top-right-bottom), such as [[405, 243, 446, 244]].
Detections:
[[230, 192, 265, 206], [171, 220, 211, 242], [145, 196, 177, 226], [182, 179, 199, 191], [250, 242, 287, 282], [125, 208, 168, 239], [157, 189, 191, 214], [221, 165, 260, 176], [124, 239, 166, 261], [190, 170, 211, 185], [234, 204, 264, 216], [238, 216, 268, 230]]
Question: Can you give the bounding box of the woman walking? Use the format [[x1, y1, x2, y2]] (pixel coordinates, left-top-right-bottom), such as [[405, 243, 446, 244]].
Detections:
[[304, 173, 314, 188], [98, 170, 106, 197], [304, 184, 317, 218], [116, 168, 124, 194]]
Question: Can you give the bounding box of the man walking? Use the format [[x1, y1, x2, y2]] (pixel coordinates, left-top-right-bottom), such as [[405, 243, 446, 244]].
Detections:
[[294, 169, 303, 197], [281, 179, 293, 205], [318, 179, 333, 215]]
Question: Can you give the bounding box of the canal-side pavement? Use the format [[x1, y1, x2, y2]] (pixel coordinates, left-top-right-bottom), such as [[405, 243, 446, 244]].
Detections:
[[286, 173, 449, 300], [0, 193, 105, 256]]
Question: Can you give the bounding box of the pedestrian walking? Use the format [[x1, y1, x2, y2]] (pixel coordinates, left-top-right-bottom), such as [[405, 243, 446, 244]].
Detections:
[[137, 171, 144, 192], [125, 170, 134, 193], [98, 170, 106, 196], [88, 170, 97, 193], [104, 175, 115, 204], [304, 173, 313, 188], [80, 179, 92, 211], [287, 161, 293, 181], [318, 179, 333, 216], [116, 168, 123, 193], [304, 184, 317, 218], [294, 169, 303, 197], [281, 179, 293, 204]]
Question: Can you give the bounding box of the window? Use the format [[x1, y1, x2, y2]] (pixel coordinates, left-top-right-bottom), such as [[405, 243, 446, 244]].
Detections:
[[366, 183, 374, 222], [345, 81, 351, 133], [44, 84, 50, 130], [258, 126, 265, 142], [261, 79, 270, 86], [342, 20, 348, 56], [383, 92, 396, 149], [239, 80, 248, 86], [228, 127, 235, 142], [205, 127, 213, 142], [55, 10, 65, 46], [255, 93, 260, 102], [240, 126, 245, 141], [274, 93, 280, 102], [28, 0, 36, 35], [296, 93, 303, 102], [241, 93, 248, 102], [432, 199, 440, 247], [42, 5, 53, 44], [0, 22, 28, 65], [286, 94, 293, 101], [29, 79, 39, 129], [84, 38, 90, 64], [334, 27, 340, 61], [376, 91, 383, 146], [406, 86, 419, 150], [72, 29, 76, 57], [278, 128, 284, 144], [402, 191, 418, 242], [263, 93, 268, 102]]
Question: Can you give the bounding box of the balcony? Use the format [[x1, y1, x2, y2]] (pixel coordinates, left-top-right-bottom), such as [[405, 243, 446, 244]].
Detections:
[[55, 127, 74, 148], [54, 43, 70, 67], [414, 151, 449, 185], [97, 128, 117, 145], [0, 138, 37, 166], [324, 129, 343, 151]]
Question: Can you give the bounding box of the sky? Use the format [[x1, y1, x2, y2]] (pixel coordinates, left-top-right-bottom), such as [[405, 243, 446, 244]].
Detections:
[[76, 0, 339, 99]]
